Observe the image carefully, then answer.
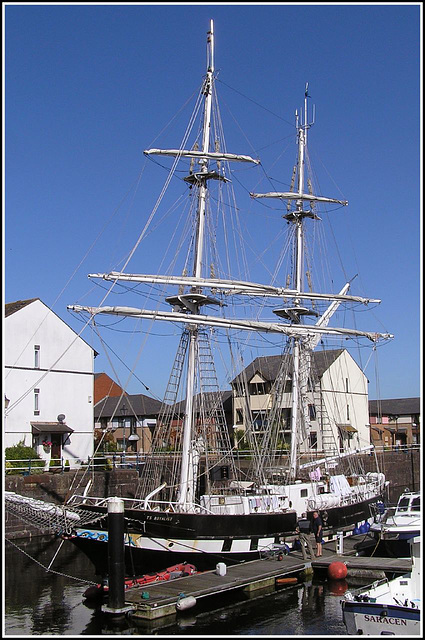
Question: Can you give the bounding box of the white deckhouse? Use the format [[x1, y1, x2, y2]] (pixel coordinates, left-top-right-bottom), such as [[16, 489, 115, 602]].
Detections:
[[4, 298, 96, 467]]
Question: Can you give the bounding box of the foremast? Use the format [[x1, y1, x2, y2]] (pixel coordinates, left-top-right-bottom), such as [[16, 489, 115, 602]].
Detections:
[[176, 20, 215, 509], [81, 20, 259, 511]]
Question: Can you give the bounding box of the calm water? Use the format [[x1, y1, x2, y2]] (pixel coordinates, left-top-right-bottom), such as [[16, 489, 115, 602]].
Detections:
[[4, 536, 371, 637]]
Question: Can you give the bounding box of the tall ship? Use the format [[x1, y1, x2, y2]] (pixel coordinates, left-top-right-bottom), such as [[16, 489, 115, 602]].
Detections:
[[59, 20, 392, 575]]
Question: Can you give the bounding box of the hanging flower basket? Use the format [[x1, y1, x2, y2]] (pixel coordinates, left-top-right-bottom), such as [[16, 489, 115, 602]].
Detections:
[[42, 440, 52, 453]]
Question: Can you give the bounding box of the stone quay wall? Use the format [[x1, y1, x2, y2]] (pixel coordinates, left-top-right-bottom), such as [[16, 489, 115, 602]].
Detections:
[[4, 449, 420, 540]]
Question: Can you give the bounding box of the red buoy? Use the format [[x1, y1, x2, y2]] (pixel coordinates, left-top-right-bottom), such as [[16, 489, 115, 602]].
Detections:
[[327, 561, 347, 580]]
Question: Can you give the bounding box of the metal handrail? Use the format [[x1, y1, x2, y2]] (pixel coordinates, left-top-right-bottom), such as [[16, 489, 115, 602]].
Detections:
[[4, 443, 420, 474]]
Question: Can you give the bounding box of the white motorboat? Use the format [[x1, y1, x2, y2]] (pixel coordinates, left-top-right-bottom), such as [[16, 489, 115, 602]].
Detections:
[[370, 490, 421, 557], [341, 536, 421, 635]]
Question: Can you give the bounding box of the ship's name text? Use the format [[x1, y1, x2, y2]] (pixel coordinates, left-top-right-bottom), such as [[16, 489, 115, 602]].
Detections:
[[364, 615, 407, 626]]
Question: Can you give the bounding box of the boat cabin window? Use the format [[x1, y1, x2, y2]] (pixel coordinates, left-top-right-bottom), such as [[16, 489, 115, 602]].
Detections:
[[300, 489, 308, 498], [397, 497, 410, 512], [411, 497, 420, 511]]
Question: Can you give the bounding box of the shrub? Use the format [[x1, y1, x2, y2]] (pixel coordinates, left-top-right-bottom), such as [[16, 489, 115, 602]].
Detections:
[[5, 440, 45, 474]]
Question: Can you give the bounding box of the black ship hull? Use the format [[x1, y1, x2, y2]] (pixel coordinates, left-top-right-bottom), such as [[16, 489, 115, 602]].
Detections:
[[66, 495, 382, 576]]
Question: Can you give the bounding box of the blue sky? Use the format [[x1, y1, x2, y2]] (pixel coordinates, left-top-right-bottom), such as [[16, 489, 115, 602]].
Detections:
[[4, 3, 421, 402]]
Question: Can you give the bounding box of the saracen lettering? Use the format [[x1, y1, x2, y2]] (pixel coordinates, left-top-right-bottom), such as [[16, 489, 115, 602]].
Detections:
[[364, 615, 407, 626]]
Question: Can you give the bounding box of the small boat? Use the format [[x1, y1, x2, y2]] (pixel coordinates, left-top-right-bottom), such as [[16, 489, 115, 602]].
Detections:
[[369, 490, 421, 557], [83, 561, 197, 600], [341, 536, 421, 635]]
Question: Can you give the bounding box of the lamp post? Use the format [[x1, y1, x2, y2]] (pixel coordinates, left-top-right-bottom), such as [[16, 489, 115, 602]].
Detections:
[[121, 404, 126, 465]]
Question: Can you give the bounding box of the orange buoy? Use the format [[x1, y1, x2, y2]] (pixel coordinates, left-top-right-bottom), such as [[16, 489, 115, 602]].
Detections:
[[276, 576, 298, 585], [327, 561, 347, 580]]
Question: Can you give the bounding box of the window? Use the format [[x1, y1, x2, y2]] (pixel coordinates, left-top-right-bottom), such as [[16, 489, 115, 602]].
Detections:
[[309, 431, 318, 449], [346, 405, 350, 421], [34, 388, 40, 415], [308, 404, 316, 420], [253, 416, 268, 431], [34, 345, 40, 369], [248, 382, 270, 396], [398, 497, 409, 512], [283, 379, 292, 393], [345, 377, 349, 393], [411, 497, 420, 512]]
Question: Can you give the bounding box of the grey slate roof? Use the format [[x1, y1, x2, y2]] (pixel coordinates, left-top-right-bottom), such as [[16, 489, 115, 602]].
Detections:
[[369, 397, 420, 416], [231, 349, 344, 385], [5, 298, 39, 317], [94, 393, 163, 418], [172, 389, 233, 414]]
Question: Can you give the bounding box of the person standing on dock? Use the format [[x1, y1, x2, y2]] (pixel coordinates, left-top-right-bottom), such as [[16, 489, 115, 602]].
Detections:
[[312, 511, 323, 557], [296, 513, 315, 559]]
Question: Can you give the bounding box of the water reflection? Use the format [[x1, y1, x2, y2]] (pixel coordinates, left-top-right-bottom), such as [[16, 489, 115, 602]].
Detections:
[[5, 537, 96, 635], [5, 537, 368, 635]]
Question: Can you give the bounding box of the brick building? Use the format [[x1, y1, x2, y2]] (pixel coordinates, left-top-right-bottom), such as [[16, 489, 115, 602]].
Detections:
[[369, 397, 420, 447]]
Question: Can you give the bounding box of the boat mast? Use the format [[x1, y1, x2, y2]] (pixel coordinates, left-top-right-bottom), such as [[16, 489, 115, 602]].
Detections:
[[250, 84, 345, 482], [178, 20, 215, 509], [288, 89, 311, 481]]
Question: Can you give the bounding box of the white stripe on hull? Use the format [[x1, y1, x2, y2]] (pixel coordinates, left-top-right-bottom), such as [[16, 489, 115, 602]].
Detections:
[[75, 528, 277, 555]]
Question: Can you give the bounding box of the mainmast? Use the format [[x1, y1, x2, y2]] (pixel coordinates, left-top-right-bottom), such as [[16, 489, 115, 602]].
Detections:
[[251, 84, 348, 481]]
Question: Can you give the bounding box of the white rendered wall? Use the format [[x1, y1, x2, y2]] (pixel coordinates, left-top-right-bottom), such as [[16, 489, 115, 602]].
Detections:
[[321, 350, 370, 449], [4, 299, 95, 464]]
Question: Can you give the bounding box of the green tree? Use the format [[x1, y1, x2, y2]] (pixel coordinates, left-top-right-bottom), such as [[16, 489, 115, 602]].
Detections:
[[94, 428, 117, 452]]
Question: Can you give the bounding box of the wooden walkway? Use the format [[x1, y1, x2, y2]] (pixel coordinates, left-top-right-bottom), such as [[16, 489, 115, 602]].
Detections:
[[291, 534, 412, 574], [125, 555, 308, 620], [114, 534, 412, 621]]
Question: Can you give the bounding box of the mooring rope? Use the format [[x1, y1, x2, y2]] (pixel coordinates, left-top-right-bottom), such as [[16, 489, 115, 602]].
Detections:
[[5, 538, 97, 585]]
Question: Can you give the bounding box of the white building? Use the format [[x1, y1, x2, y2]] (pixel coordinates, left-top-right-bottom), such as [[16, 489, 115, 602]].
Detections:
[[4, 298, 96, 467], [232, 348, 371, 454]]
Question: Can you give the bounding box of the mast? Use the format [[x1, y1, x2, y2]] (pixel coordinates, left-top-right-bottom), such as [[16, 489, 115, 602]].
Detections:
[[289, 91, 310, 482], [178, 19, 215, 508], [251, 84, 347, 482]]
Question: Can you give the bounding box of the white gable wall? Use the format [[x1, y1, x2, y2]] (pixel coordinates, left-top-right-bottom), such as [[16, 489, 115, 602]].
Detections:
[[4, 300, 95, 465], [320, 350, 370, 449]]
